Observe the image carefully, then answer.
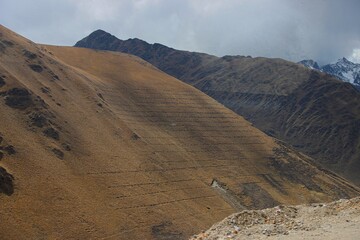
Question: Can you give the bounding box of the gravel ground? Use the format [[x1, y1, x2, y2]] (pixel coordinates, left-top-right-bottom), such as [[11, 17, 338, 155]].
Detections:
[[190, 197, 360, 240]]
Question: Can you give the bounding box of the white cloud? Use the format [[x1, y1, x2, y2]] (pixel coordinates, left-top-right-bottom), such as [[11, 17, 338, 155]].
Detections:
[[0, 0, 359, 64], [349, 49, 360, 63]]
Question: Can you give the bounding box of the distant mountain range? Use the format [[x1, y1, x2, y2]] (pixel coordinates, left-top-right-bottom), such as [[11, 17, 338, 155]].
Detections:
[[299, 58, 360, 87], [75, 30, 360, 185]]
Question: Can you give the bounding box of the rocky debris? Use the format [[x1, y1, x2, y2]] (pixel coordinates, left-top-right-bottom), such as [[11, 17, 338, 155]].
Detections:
[[34, 95, 48, 109], [48, 70, 59, 81], [40, 86, 51, 94], [151, 221, 183, 240], [26, 101, 69, 157], [131, 133, 140, 140], [0, 134, 16, 160], [269, 145, 321, 191], [1, 40, 14, 47], [0, 43, 5, 53], [29, 112, 49, 128], [97, 93, 104, 100], [62, 143, 71, 151], [0, 40, 14, 53], [190, 197, 360, 240], [0, 75, 6, 87], [28, 64, 43, 73], [237, 182, 280, 209], [52, 148, 64, 159], [4, 87, 33, 109], [1, 145, 16, 155], [211, 179, 247, 211], [0, 167, 14, 195], [43, 127, 60, 140], [52, 74, 59, 80], [23, 50, 37, 60]]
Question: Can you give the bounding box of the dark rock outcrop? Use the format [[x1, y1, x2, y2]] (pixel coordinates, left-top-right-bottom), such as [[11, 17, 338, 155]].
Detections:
[[52, 148, 64, 159], [43, 127, 60, 140], [0, 76, 5, 87], [0, 167, 14, 195], [28, 64, 43, 73], [29, 112, 48, 128], [23, 50, 37, 60], [4, 88, 33, 109]]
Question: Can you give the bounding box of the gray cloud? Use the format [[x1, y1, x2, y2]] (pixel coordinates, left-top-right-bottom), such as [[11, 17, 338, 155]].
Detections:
[[1, 0, 360, 64]]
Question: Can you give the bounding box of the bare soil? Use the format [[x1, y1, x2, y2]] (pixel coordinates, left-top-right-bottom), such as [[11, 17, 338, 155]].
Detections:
[[191, 197, 360, 240]]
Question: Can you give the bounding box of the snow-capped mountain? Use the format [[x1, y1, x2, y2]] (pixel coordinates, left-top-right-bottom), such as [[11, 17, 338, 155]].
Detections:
[[322, 58, 360, 85], [298, 58, 360, 86], [298, 59, 320, 70]]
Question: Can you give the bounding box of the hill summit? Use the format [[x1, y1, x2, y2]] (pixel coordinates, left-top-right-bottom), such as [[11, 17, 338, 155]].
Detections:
[[76, 30, 360, 185]]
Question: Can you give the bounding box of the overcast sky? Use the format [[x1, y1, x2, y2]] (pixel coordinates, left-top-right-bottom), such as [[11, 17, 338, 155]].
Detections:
[[1, 0, 360, 64]]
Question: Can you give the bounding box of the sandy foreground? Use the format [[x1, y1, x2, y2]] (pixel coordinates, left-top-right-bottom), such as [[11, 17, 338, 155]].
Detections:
[[191, 197, 360, 240]]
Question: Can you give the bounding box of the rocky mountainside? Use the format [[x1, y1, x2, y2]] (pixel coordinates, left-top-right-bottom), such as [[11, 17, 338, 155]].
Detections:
[[3, 25, 359, 239], [75, 30, 360, 185], [299, 58, 360, 87], [191, 197, 360, 240]]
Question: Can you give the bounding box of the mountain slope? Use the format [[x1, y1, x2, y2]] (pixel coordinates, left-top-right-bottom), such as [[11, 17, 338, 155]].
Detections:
[[0, 25, 359, 239], [75, 30, 360, 185]]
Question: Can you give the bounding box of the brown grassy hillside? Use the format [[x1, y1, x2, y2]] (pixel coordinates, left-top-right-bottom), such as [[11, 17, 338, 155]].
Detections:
[[0, 25, 358, 239], [75, 30, 360, 185]]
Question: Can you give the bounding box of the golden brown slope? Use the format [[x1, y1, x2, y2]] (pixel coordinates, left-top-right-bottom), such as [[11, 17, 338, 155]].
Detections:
[[0, 25, 358, 239], [76, 31, 360, 185]]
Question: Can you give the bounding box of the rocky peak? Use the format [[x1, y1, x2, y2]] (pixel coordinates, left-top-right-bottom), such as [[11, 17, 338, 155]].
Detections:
[[338, 57, 352, 65], [299, 57, 360, 86], [298, 59, 320, 70], [75, 29, 120, 50]]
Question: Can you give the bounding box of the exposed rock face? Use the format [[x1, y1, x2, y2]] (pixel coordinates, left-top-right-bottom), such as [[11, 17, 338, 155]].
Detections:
[[0, 76, 6, 87], [0, 167, 14, 196], [43, 127, 60, 140], [75, 30, 360, 185], [4, 88, 33, 109], [28, 64, 43, 73]]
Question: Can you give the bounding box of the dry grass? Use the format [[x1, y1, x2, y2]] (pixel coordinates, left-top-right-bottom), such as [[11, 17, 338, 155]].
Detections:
[[0, 25, 358, 239]]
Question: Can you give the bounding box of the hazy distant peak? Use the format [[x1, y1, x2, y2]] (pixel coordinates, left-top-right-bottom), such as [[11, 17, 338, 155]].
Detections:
[[298, 59, 320, 70], [321, 58, 360, 85], [75, 29, 122, 50], [299, 57, 360, 86], [90, 29, 110, 36], [338, 57, 351, 64]]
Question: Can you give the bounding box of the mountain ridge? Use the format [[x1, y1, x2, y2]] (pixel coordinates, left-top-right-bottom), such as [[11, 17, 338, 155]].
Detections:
[[75, 30, 360, 185], [3, 25, 359, 239]]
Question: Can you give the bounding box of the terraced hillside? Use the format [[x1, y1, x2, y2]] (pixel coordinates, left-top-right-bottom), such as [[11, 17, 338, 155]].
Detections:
[[75, 30, 360, 185], [0, 25, 358, 239]]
